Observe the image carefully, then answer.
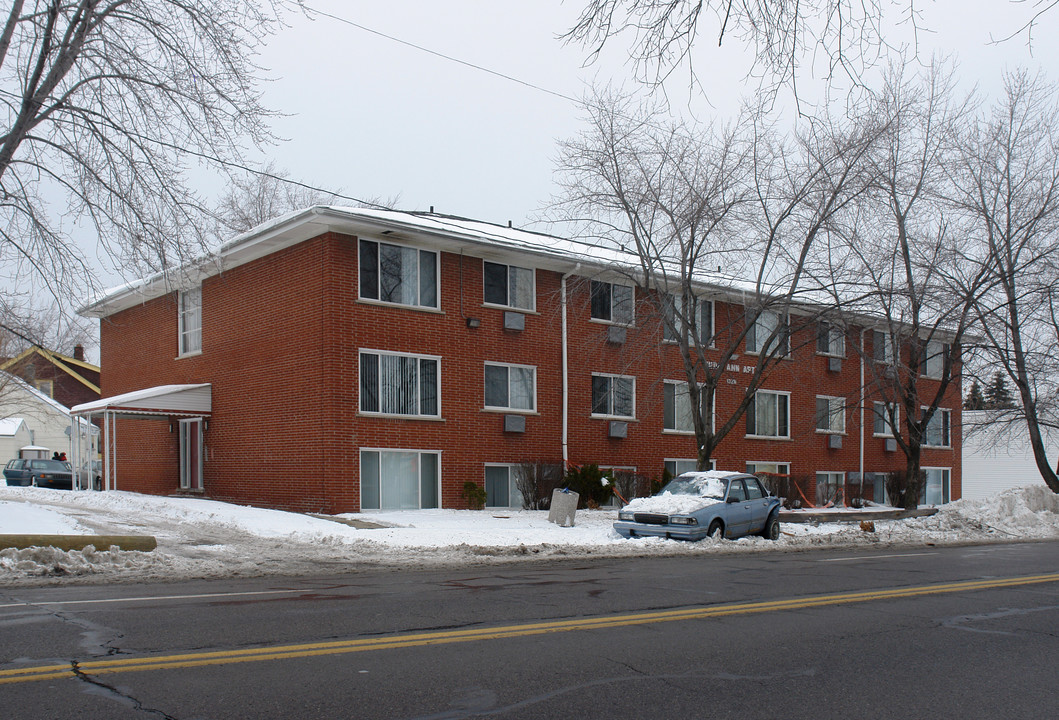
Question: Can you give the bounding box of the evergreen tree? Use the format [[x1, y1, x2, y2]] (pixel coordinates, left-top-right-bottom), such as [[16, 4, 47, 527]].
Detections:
[[984, 371, 1016, 409], [965, 380, 985, 410]]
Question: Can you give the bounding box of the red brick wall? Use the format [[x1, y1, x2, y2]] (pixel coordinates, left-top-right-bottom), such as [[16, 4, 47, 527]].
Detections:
[[97, 230, 962, 513]]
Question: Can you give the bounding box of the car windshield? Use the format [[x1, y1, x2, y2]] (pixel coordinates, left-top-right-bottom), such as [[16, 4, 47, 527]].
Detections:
[[29, 459, 68, 471], [660, 476, 728, 500]]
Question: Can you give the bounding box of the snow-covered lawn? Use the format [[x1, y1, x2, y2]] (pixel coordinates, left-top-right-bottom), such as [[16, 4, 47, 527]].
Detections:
[[2, 483, 1058, 586]]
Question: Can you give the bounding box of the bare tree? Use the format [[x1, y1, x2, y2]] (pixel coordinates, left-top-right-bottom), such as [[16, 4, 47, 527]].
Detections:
[[213, 162, 340, 236], [819, 62, 988, 508], [553, 89, 877, 471], [563, 1, 915, 98], [0, 0, 291, 305], [955, 71, 1059, 493]]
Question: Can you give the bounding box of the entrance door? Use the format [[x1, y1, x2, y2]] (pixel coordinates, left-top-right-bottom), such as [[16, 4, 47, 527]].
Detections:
[[179, 418, 203, 490]]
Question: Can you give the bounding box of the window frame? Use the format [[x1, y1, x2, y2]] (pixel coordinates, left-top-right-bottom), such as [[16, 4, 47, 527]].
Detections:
[[589, 280, 635, 326], [178, 286, 202, 357], [746, 461, 791, 476], [663, 380, 713, 434], [921, 467, 951, 505], [483, 260, 535, 311], [815, 395, 846, 434], [922, 340, 949, 379], [483, 362, 537, 412], [663, 293, 713, 346], [816, 321, 845, 357], [746, 309, 789, 357], [665, 458, 714, 477], [358, 238, 440, 310], [484, 463, 524, 509], [873, 330, 895, 365], [815, 471, 845, 507], [359, 349, 442, 418], [360, 448, 441, 510], [590, 373, 636, 419], [923, 407, 952, 448], [746, 390, 791, 439], [872, 401, 900, 437]]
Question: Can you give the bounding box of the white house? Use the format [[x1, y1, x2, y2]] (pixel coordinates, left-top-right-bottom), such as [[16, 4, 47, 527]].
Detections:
[[961, 410, 1058, 500], [0, 371, 99, 464]]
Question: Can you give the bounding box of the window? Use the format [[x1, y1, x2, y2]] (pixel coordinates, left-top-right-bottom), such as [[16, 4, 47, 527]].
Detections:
[[664, 381, 710, 433], [873, 402, 899, 437], [665, 459, 709, 478], [746, 462, 790, 476], [361, 450, 439, 509], [178, 286, 202, 356], [591, 374, 635, 418], [873, 330, 894, 364], [922, 467, 950, 505], [746, 310, 789, 356], [34, 380, 54, 398], [483, 261, 534, 310], [924, 408, 951, 447], [817, 322, 845, 356], [663, 294, 713, 345], [359, 351, 440, 417], [923, 341, 949, 379], [484, 363, 536, 411], [484, 465, 524, 509], [359, 239, 438, 309], [816, 471, 845, 507], [815, 396, 845, 434], [747, 390, 790, 438], [590, 281, 634, 325]]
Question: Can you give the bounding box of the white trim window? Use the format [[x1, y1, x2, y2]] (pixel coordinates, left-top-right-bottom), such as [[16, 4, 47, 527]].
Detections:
[[815, 396, 845, 434], [484, 464, 524, 509], [663, 293, 713, 345], [747, 390, 790, 438], [816, 471, 845, 506], [590, 280, 634, 325], [665, 458, 712, 477], [663, 381, 711, 434], [591, 373, 635, 419], [923, 341, 949, 379], [483, 261, 534, 311], [484, 362, 536, 412], [873, 330, 895, 365], [359, 238, 439, 309], [746, 310, 789, 356], [359, 350, 440, 417], [922, 467, 951, 505], [746, 462, 790, 476], [873, 401, 899, 437], [816, 321, 845, 356], [924, 407, 951, 448], [178, 286, 202, 356], [361, 449, 439, 509]]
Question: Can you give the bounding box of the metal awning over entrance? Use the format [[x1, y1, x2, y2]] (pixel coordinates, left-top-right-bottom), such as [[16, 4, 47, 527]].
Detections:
[[71, 384, 212, 491]]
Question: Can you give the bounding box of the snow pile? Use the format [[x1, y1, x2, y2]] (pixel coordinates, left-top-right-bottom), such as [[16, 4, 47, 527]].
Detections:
[[2, 483, 1059, 586]]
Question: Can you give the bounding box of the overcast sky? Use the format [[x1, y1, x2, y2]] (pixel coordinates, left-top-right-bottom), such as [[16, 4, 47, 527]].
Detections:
[[247, 1, 1059, 231]]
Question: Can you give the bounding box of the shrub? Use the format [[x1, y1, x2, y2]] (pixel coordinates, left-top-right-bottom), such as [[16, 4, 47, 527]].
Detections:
[[563, 463, 612, 508], [513, 461, 564, 510], [461, 481, 486, 510]]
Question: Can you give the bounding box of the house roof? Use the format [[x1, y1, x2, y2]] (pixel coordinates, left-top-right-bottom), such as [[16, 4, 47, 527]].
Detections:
[[71, 384, 212, 418], [0, 417, 26, 436], [0, 346, 101, 395]]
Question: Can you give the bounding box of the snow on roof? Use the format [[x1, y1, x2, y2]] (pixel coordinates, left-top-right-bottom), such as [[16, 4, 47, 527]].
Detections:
[[72, 383, 212, 417], [0, 417, 26, 436]]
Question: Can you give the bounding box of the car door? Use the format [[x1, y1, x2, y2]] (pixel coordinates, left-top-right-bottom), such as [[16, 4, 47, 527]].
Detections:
[[744, 477, 772, 533], [724, 479, 753, 538]]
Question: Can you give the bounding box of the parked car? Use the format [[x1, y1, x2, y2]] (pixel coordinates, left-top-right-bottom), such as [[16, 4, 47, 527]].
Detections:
[[3, 458, 32, 486], [614, 471, 781, 541], [26, 459, 74, 490]]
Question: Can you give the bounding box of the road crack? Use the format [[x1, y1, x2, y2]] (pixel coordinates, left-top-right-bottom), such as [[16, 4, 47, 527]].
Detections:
[[70, 661, 179, 719]]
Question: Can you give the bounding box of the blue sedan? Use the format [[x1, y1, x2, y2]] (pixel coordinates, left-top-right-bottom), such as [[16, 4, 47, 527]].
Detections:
[[614, 471, 781, 541]]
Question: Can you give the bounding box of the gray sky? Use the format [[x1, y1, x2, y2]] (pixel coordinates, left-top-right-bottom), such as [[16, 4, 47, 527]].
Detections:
[[249, 1, 1059, 229]]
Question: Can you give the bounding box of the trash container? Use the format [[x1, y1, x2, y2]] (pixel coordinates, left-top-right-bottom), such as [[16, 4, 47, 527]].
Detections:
[[548, 488, 579, 527]]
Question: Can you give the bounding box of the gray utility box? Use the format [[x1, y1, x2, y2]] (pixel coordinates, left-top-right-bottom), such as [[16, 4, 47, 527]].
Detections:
[[548, 489, 579, 527]]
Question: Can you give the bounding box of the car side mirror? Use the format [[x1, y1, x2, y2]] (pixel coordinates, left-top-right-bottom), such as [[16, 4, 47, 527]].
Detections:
[[726, 496, 739, 503]]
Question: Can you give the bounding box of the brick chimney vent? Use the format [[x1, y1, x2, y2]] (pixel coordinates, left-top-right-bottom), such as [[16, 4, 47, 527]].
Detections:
[[73, 344, 84, 361]]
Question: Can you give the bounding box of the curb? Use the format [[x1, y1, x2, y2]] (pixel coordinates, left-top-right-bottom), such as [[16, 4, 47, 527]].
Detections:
[[0, 535, 158, 552], [779, 507, 940, 524]]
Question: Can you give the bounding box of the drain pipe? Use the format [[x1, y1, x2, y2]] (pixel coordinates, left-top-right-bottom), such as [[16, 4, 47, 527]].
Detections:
[[561, 271, 570, 467], [859, 328, 866, 498]]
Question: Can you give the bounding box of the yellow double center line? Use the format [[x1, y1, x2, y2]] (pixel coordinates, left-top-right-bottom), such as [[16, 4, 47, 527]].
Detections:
[[4, 572, 1058, 686]]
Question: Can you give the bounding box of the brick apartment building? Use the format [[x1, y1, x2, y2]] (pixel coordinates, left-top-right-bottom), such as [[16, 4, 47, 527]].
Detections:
[[74, 207, 961, 513]]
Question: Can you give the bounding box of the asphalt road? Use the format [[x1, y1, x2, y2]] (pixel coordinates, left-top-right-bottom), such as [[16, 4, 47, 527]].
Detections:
[[2, 541, 1059, 719]]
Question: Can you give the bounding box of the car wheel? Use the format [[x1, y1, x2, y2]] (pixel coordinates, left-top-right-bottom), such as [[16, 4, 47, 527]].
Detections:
[[762, 514, 780, 541], [707, 519, 724, 540]]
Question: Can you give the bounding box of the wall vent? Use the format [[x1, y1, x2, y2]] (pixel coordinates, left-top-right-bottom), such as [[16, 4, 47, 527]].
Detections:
[[504, 414, 526, 433]]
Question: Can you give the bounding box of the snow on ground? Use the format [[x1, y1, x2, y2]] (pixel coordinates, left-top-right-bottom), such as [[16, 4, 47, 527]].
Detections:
[[1, 483, 1059, 586]]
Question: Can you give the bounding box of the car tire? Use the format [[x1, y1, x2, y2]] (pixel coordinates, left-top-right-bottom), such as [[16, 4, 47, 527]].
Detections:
[[762, 514, 780, 541], [707, 519, 724, 540]]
